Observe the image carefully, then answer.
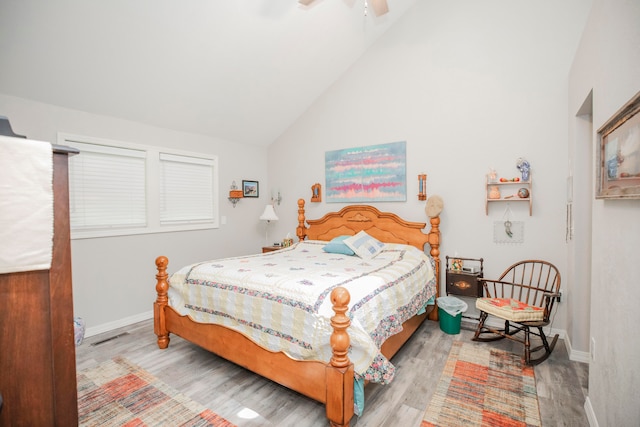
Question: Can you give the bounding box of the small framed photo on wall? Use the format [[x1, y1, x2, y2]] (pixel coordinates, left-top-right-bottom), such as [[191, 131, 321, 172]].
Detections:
[[242, 180, 259, 198]]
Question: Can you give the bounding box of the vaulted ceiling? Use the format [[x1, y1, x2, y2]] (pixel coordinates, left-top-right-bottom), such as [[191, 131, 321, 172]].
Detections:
[[0, 0, 418, 146]]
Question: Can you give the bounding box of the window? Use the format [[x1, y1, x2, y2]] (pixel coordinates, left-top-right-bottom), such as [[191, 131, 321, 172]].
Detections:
[[68, 142, 147, 230], [60, 133, 219, 239], [159, 153, 215, 225]]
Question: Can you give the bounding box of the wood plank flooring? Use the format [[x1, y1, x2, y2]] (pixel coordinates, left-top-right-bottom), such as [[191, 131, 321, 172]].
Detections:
[[76, 319, 589, 426]]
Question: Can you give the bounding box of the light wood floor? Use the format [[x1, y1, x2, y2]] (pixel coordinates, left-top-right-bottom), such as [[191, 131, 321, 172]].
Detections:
[[76, 319, 589, 427]]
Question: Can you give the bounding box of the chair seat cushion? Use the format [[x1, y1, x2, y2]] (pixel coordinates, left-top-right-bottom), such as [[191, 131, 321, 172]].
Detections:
[[476, 297, 544, 322]]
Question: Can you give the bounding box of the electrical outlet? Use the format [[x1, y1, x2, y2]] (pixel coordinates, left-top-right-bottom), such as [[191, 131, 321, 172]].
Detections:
[[557, 290, 563, 303]]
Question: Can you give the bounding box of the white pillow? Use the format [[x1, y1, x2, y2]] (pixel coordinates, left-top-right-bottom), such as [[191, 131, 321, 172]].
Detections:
[[343, 230, 385, 259]]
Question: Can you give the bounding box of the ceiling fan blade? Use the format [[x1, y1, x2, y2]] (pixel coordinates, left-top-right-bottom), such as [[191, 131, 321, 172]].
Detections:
[[370, 0, 389, 16], [298, 0, 315, 5]]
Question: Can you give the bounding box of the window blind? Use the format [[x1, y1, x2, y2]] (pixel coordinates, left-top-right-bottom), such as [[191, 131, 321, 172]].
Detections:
[[68, 143, 147, 230], [159, 153, 215, 224]]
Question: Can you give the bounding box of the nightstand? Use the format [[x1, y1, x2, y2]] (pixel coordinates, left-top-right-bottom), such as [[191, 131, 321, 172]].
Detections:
[[262, 245, 282, 253], [445, 256, 484, 298]]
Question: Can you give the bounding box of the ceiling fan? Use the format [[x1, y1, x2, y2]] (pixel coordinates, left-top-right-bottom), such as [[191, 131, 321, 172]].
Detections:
[[298, 0, 389, 17]]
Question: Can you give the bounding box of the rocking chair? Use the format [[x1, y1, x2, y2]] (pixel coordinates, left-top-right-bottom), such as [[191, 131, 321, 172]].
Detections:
[[472, 260, 561, 365]]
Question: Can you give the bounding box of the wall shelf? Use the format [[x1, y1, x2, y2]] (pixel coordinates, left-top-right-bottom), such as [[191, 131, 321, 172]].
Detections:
[[486, 173, 532, 215]]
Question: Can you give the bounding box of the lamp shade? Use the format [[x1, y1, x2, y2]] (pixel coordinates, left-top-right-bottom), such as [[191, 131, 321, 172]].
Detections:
[[259, 204, 279, 221]]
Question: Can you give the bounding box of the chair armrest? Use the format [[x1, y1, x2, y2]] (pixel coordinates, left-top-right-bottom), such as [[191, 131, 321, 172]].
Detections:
[[543, 292, 561, 300], [479, 278, 540, 299]]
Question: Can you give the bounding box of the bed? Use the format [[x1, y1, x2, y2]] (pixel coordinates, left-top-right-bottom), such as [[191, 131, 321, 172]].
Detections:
[[153, 199, 441, 427]]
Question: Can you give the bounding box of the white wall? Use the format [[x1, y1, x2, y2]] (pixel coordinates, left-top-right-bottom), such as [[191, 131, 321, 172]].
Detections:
[[568, 0, 640, 425], [0, 93, 270, 332], [268, 0, 591, 335]]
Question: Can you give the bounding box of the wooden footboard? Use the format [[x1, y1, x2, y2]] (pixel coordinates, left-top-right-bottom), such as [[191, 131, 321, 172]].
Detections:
[[154, 256, 354, 427]]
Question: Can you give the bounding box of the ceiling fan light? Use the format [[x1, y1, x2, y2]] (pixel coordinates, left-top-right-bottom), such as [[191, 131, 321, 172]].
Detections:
[[370, 0, 389, 16]]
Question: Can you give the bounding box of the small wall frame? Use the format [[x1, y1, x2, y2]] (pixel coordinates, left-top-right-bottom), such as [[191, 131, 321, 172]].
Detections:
[[242, 180, 259, 198], [311, 183, 322, 202], [596, 91, 640, 199], [418, 173, 427, 200]]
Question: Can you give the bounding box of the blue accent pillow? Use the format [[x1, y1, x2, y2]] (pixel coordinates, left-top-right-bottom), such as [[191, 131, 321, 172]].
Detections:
[[322, 235, 355, 256]]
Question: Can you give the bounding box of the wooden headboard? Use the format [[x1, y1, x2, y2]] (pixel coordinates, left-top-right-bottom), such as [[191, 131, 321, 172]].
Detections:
[[295, 199, 441, 311]]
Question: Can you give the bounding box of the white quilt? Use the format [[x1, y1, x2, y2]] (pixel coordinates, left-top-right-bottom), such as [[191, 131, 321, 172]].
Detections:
[[167, 240, 436, 384]]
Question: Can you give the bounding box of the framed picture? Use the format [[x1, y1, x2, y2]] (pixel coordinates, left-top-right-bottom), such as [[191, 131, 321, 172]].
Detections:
[[311, 183, 322, 202], [596, 91, 640, 199], [325, 141, 406, 203], [242, 180, 259, 198]]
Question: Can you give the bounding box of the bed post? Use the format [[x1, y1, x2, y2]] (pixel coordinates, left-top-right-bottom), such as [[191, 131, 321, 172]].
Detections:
[[427, 216, 441, 321], [326, 287, 355, 427], [154, 256, 170, 349], [296, 198, 307, 242]]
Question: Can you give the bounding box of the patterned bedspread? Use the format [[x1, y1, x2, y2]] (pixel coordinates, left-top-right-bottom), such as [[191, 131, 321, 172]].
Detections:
[[167, 240, 436, 384]]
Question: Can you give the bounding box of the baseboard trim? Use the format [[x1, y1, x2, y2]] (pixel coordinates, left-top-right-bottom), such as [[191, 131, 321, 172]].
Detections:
[[563, 332, 591, 363], [584, 397, 599, 427], [85, 310, 153, 338]]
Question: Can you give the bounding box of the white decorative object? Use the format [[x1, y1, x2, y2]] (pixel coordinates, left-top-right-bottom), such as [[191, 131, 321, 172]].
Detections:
[[425, 195, 444, 218], [493, 221, 524, 244]]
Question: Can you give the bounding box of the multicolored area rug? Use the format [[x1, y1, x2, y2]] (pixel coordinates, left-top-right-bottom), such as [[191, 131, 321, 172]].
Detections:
[[421, 341, 541, 427], [77, 357, 236, 427]]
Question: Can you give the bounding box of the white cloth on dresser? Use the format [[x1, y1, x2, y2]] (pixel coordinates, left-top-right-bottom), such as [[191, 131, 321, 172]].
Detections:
[[0, 135, 53, 274]]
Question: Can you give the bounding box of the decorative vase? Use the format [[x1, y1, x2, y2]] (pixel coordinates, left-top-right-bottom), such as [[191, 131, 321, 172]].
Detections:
[[489, 186, 501, 199]]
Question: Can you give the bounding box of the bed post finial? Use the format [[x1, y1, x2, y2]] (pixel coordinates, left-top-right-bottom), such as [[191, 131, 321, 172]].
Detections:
[[297, 198, 306, 242], [154, 256, 170, 349], [330, 287, 351, 368]]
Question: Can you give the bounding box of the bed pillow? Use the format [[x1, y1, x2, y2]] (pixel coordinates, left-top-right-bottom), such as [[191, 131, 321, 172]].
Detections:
[[322, 235, 356, 256], [343, 230, 385, 259]]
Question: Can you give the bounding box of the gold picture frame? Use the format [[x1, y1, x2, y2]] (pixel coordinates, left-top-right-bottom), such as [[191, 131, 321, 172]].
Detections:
[[596, 92, 640, 199]]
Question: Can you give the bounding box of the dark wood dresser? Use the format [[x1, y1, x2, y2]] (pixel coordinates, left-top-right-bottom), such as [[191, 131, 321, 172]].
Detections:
[[0, 145, 79, 426]]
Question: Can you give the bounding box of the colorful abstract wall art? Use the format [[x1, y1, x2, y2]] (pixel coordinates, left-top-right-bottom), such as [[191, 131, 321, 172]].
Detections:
[[325, 141, 406, 203]]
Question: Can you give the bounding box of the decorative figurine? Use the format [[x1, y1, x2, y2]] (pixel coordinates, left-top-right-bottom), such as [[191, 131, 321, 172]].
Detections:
[[311, 183, 321, 202], [488, 168, 497, 183], [488, 186, 501, 199], [516, 158, 531, 181]]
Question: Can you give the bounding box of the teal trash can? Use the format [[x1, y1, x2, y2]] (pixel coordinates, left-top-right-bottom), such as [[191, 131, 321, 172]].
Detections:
[[436, 296, 468, 335]]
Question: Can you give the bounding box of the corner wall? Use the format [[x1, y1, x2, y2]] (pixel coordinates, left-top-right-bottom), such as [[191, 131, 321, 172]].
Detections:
[[268, 0, 591, 335], [568, 0, 640, 425]]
